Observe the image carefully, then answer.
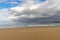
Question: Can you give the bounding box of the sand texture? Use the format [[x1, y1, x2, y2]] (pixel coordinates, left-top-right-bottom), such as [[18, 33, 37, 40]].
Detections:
[[0, 27, 60, 40]]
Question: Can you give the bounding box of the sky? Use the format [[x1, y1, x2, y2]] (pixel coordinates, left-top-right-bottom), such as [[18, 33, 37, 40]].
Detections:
[[0, 0, 60, 28], [0, 0, 45, 9]]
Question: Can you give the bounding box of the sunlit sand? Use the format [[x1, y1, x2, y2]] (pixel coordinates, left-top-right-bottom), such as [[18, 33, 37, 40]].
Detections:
[[0, 26, 60, 40]]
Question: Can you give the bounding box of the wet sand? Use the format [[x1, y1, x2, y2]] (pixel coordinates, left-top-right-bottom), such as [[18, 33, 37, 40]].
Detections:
[[0, 27, 60, 40]]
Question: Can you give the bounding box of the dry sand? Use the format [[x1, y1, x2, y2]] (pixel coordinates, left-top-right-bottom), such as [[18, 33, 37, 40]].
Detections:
[[0, 27, 60, 40]]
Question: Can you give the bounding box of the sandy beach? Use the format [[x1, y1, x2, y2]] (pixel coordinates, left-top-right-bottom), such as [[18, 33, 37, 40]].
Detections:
[[0, 27, 60, 40]]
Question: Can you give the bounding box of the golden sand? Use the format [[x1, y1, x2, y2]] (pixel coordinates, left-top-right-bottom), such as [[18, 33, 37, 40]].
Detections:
[[0, 27, 60, 40]]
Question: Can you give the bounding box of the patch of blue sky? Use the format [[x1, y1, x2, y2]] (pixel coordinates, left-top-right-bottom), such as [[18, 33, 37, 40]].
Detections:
[[5, 0, 22, 3], [0, 0, 22, 9], [0, 0, 46, 9], [0, 3, 16, 9]]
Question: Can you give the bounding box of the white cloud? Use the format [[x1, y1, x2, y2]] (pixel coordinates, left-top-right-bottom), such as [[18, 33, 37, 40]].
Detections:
[[10, 6, 25, 13], [0, 9, 10, 21], [9, 0, 60, 20]]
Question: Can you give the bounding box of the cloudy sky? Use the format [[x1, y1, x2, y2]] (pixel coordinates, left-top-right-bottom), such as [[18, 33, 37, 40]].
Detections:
[[0, 0, 60, 28]]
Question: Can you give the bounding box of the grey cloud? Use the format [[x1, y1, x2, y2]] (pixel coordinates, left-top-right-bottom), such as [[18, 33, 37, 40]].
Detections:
[[8, 0, 60, 25]]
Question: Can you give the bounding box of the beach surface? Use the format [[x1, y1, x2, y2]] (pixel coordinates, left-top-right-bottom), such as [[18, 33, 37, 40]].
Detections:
[[0, 27, 60, 40]]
